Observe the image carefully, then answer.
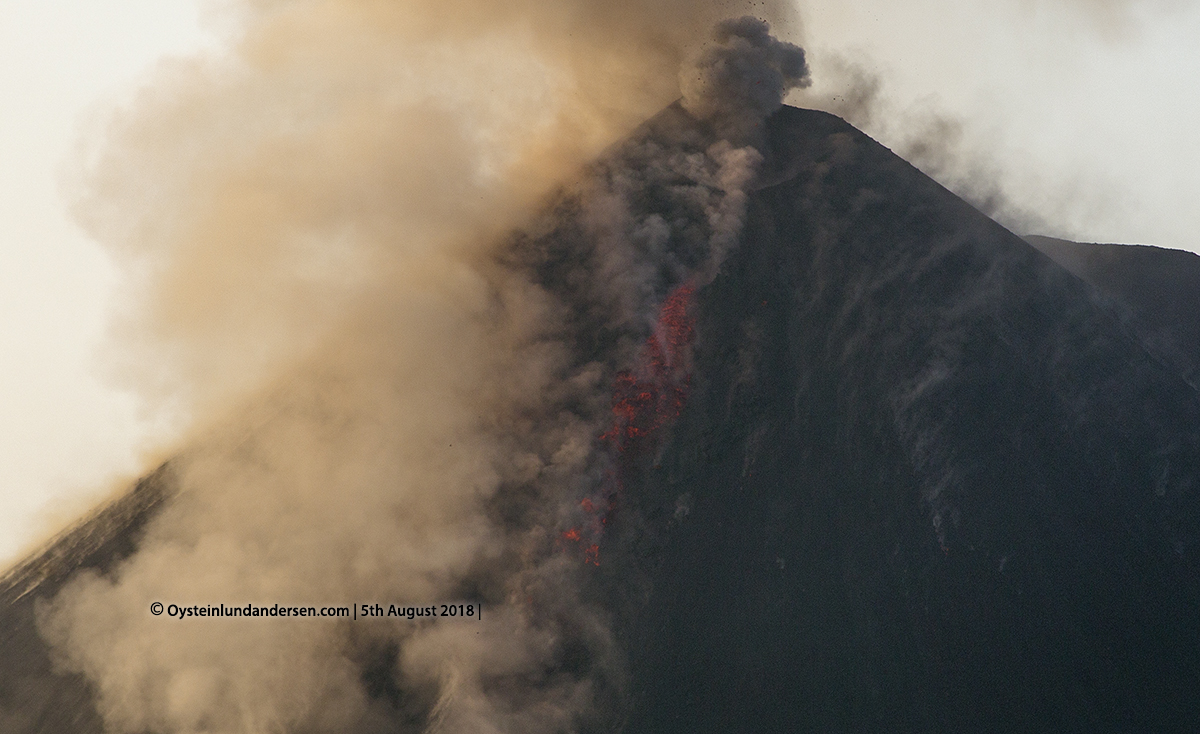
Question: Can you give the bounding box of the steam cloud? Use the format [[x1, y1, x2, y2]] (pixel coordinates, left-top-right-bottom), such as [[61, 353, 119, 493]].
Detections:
[[37, 2, 806, 732]]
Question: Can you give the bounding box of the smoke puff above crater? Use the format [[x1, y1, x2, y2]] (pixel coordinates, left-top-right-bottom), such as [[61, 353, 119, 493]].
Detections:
[[681, 16, 812, 143]]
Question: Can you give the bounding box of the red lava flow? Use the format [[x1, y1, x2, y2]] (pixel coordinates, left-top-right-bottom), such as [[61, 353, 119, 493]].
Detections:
[[560, 282, 697, 565]]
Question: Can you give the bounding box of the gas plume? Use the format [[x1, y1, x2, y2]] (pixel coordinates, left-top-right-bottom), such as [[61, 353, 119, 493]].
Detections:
[[38, 2, 805, 732]]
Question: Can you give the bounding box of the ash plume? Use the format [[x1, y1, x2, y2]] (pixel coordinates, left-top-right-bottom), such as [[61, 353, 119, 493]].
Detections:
[[680, 16, 812, 144], [36, 2, 802, 732]]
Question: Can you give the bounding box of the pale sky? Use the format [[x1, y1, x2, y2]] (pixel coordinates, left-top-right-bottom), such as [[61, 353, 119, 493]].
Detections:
[[797, 0, 1200, 251], [0, 1, 216, 565], [1, 0, 1197, 566]]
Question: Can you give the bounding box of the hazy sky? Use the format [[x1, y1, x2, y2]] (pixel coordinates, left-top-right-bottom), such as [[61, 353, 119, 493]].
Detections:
[[1, 0, 1197, 566], [798, 0, 1200, 249], [0, 1, 218, 564]]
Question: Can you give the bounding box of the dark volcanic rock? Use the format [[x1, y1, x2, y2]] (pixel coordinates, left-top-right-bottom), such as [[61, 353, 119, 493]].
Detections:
[[1026, 235, 1200, 391], [601, 107, 1200, 733]]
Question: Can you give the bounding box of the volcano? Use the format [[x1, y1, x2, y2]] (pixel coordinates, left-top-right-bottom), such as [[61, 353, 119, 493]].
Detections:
[[1027, 234, 1200, 392], [4, 103, 1200, 733]]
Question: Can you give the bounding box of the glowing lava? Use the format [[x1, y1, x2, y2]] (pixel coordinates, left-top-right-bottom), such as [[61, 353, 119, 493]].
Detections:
[[561, 282, 697, 565]]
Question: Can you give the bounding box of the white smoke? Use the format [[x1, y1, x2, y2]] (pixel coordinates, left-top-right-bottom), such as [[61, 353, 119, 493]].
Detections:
[[37, 4, 804, 732]]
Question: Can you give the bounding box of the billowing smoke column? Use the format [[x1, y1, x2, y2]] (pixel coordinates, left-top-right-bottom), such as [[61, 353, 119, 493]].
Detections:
[[682, 16, 812, 143], [37, 4, 808, 732]]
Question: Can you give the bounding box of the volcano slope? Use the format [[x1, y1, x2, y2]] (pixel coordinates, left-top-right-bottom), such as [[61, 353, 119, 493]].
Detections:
[[4, 104, 1200, 733], [572, 105, 1200, 733], [0, 466, 172, 733], [1027, 234, 1200, 391]]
